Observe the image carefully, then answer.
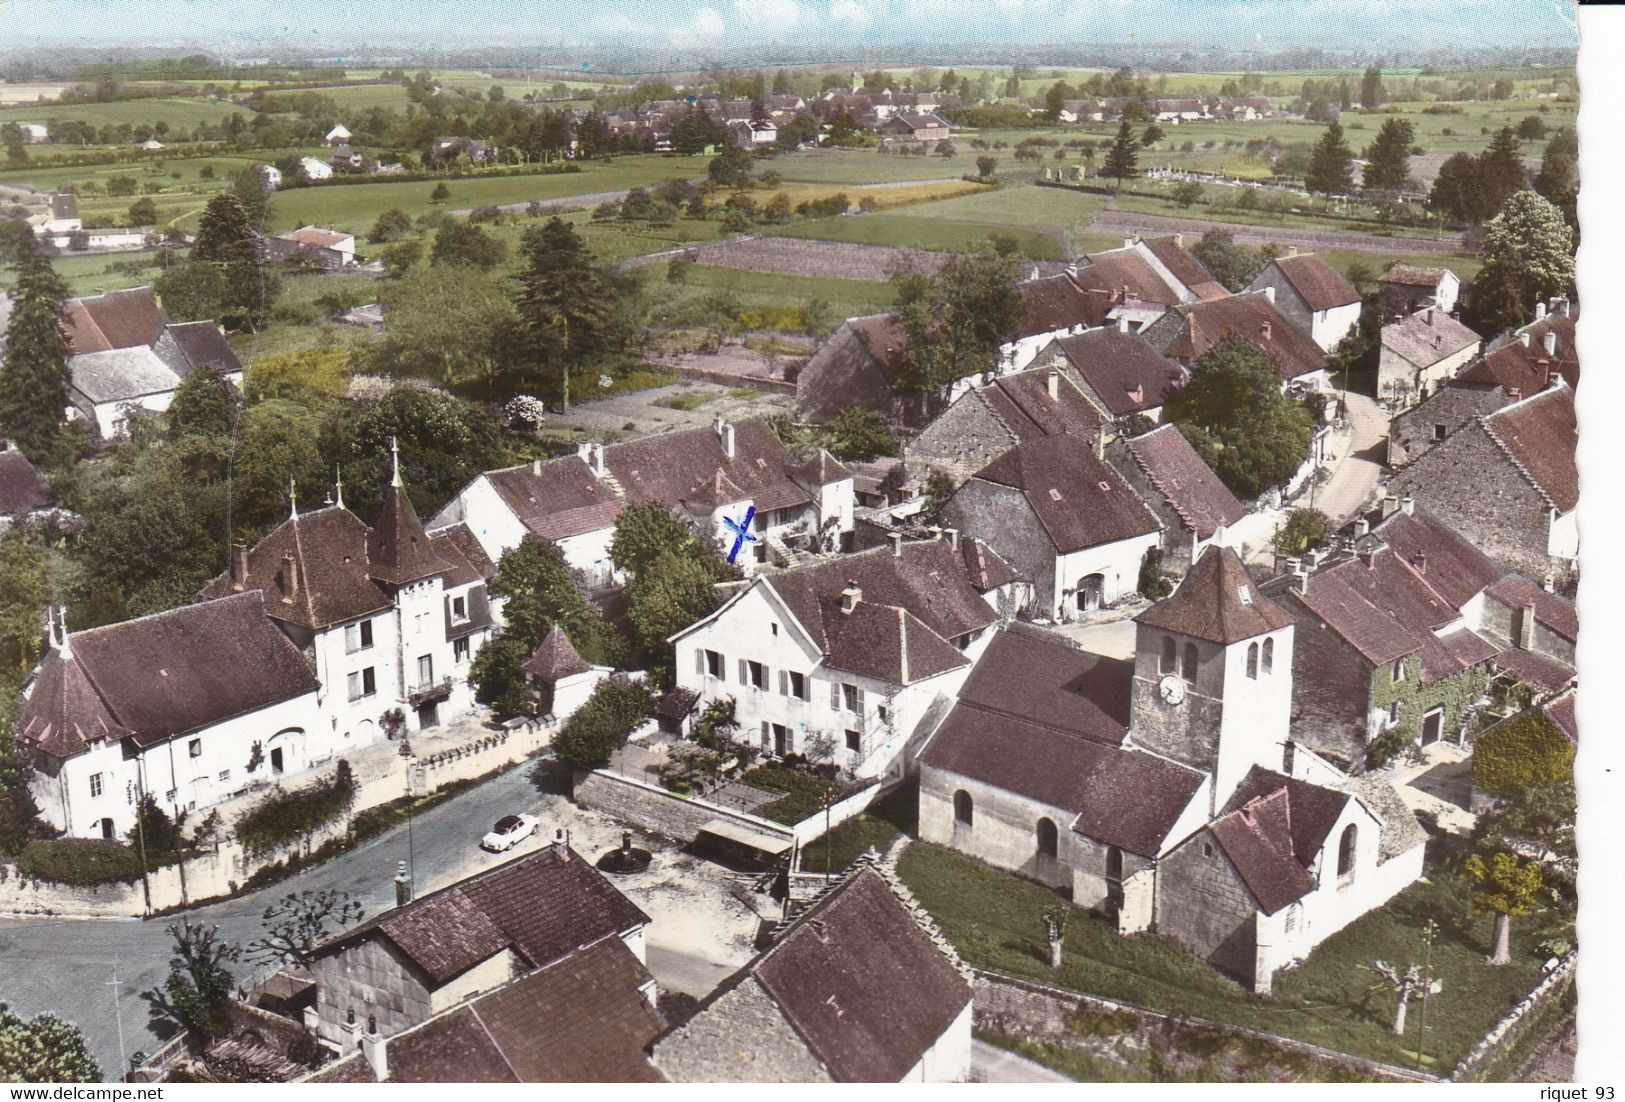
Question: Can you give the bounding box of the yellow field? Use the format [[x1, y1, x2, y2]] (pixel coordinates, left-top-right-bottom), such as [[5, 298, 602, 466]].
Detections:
[[749, 179, 983, 211]]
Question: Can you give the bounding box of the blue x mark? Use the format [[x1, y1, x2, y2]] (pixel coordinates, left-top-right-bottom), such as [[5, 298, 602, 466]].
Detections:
[[723, 506, 759, 563]]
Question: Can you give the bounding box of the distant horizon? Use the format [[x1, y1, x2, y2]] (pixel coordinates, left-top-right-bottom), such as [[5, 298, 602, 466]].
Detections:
[[0, 0, 1579, 62]]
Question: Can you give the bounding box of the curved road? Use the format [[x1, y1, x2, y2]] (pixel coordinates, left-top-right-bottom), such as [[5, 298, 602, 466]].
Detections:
[[0, 763, 545, 1080], [1315, 391, 1392, 524]]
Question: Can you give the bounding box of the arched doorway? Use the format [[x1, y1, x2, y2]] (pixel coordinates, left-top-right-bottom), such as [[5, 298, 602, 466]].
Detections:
[[1036, 817, 1058, 859], [953, 790, 973, 829], [1078, 573, 1106, 612]]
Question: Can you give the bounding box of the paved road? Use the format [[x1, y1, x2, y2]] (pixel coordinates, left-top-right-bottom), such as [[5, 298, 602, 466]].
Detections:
[[972, 1039, 1076, 1083], [0, 763, 549, 1080], [1086, 208, 1466, 255], [1315, 392, 1391, 524]]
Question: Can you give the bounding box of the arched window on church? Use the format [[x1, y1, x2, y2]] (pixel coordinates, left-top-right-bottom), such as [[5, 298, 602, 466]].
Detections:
[[1037, 817, 1058, 859], [1161, 635, 1176, 674], [1247, 642, 1259, 679], [954, 790, 974, 828], [1337, 824, 1357, 882], [1263, 637, 1274, 674], [1181, 642, 1199, 681]]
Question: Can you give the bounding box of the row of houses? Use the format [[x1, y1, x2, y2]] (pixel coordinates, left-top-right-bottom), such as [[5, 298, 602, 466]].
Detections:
[[1056, 96, 1275, 123]]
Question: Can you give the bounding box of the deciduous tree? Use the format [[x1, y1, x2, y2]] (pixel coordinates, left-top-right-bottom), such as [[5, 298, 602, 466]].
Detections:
[[143, 920, 241, 1040], [1164, 341, 1314, 499], [244, 889, 365, 967], [1462, 190, 1574, 335], [0, 1003, 101, 1082], [1463, 851, 1544, 966]]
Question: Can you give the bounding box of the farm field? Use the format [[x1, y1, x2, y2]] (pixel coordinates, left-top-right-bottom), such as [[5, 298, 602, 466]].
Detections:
[[0, 94, 247, 131], [890, 182, 1106, 231], [622, 234, 953, 282], [775, 211, 1063, 260]]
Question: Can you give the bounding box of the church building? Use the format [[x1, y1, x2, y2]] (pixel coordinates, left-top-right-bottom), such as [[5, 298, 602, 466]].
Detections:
[[918, 546, 1425, 993]]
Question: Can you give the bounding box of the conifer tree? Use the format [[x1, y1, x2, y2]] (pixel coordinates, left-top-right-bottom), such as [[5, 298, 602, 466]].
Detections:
[[1103, 118, 1139, 187], [0, 245, 70, 463], [1361, 118, 1415, 192], [1305, 120, 1355, 195], [514, 218, 615, 410]]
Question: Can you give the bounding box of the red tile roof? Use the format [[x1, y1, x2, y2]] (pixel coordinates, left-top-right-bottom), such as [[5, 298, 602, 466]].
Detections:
[[955, 626, 1131, 744], [1141, 236, 1228, 301], [1155, 294, 1328, 382], [17, 592, 319, 759], [1271, 254, 1360, 311], [1138, 546, 1293, 645], [1369, 508, 1499, 611], [60, 287, 167, 355], [1492, 647, 1575, 693], [1485, 575, 1577, 642], [957, 536, 1019, 593], [202, 506, 394, 632], [606, 419, 810, 516], [369, 481, 458, 586], [1459, 312, 1579, 395], [1222, 767, 1349, 865], [483, 457, 623, 543], [979, 364, 1108, 441], [523, 625, 593, 683], [973, 435, 1161, 553], [1381, 265, 1450, 288], [1049, 329, 1188, 416], [1544, 692, 1577, 745], [428, 522, 496, 587], [1015, 272, 1093, 338], [1069, 251, 1184, 327], [1481, 384, 1578, 512], [748, 869, 970, 1082], [1122, 425, 1244, 539], [1208, 790, 1318, 915], [791, 449, 852, 487]]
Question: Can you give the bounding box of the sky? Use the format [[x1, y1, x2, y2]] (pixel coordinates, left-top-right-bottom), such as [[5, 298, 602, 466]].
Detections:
[[0, 0, 1580, 60]]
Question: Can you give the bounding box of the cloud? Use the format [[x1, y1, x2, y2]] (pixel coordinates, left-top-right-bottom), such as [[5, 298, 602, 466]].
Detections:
[[732, 0, 803, 29], [828, 0, 871, 29]]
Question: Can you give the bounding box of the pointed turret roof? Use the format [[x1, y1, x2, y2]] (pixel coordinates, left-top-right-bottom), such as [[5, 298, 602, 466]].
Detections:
[[522, 625, 594, 683], [1137, 546, 1294, 645], [367, 481, 455, 587], [19, 647, 133, 758]]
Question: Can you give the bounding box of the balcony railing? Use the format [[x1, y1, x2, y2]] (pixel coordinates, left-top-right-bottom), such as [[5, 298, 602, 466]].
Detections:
[[407, 676, 454, 708]]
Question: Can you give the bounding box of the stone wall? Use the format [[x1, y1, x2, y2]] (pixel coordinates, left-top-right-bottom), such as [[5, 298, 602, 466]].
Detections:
[[1280, 589, 1375, 769], [1155, 827, 1260, 986], [573, 769, 795, 848], [652, 975, 832, 1082], [1387, 384, 1506, 467], [942, 481, 1057, 615], [1452, 954, 1577, 1081], [971, 969, 1434, 1083], [906, 391, 1020, 489]]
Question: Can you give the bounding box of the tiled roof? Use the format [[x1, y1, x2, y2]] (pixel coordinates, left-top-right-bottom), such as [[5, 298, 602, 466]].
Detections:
[[1138, 546, 1293, 645], [923, 705, 1203, 857], [1485, 576, 1577, 642], [1381, 265, 1450, 288], [1049, 329, 1188, 415], [956, 626, 1131, 745], [283, 226, 350, 248], [17, 592, 319, 758], [1544, 691, 1577, 745], [1015, 272, 1093, 338], [765, 538, 994, 675], [522, 625, 593, 683], [846, 314, 910, 380], [1122, 425, 1244, 539], [1381, 308, 1480, 369], [369, 481, 458, 587], [201, 505, 394, 632], [0, 449, 57, 515], [1153, 294, 1328, 381], [1141, 236, 1228, 301], [957, 536, 1019, 593], [1292, 547, 1458, 667], [1492, 647, 1575, 693], [428, 522, 496, 587], [979, 363, 1107, 440], [1481, 384, 1578, 512], [326, 845, 650, 981], [484, 457, 623, 543], [1068, 251, 1184, 327], [1271, 254, 1360, 311], [68, 346, 181, 404], [791, 449, 852, 487], [157, 321, 243, 378], [1349, 774, 1429, 860], [1370, 509, 1499, 611], [824, 600, 970, 683], [1222, 767, 1349, 864], [1209, 789, 1318, 915], [60, 287, 167, 356], [748, 869, 970, 1082], [605, 419, 810, 516], [973, 435, 1160, 553], [1459, 312, 1579, 395]]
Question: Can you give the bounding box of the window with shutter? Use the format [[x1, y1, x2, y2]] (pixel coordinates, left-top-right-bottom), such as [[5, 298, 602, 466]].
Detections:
[[830, 681, 841, 709], [739, 658, 747, 684], [696, 649, 705, 676]]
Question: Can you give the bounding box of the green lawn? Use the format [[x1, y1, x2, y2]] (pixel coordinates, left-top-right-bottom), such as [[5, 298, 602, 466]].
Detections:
[[775, 212, 1062, 260], [650, 263, 898, 324], [738, 766, 838, 825], [891, 182, 1105, 232], [898, 842, 1549, 1072], [0, 94, 247, 131], [800, 814, 902, 873]]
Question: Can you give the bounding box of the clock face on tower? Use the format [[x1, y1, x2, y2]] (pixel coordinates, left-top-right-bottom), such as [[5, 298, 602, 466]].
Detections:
[[1158, 674, 1187, 706]]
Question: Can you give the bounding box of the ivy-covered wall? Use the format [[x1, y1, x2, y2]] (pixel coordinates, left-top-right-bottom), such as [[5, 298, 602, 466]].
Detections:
[[1367, 655, 1492, 764]]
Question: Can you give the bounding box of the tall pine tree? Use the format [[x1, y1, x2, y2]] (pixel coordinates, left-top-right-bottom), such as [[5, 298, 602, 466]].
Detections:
[[1103, 118, 1139, 188], [1479, 127, 1529, 217], [514, 218, 615, 410], [0, 245, 70, 464], [1361, 118, 1415, 192], [1305, 120, 1355, 195], [1359, 66, 1385, 109]]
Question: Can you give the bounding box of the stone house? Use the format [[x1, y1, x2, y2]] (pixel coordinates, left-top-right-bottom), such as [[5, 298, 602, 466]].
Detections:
[[1028, 327, 1190, 422], [17, 593, 324, 840], [1378, 265, 1460, 322], [1387, 381, 1578, 585], [1140, 289, 1331, 390], [669, 533, 998, 779], [1105, 424, 1246, 575], [921, 548, 1425, 992], [905, 360, 1108, 488], [1456, 301, 1578, 397], [1385, 382, 1508, 467], [307, 843, 650, 1051], [942, 433, 1162, 620], [1065, 239, 1202, 334], [795, 313, 934, 427], [308, 934, 663, 1082], [522, 625, 613, 722], [653, 865, 973, 1083], [1377, 307, 1481, 408], [201, 449, 498, 736]]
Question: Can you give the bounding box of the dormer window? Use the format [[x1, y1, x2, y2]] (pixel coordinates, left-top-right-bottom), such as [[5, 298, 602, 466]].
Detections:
[[1237, 585, 1253, 607]]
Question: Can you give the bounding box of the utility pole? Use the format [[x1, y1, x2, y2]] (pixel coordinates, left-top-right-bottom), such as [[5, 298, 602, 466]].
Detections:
[[1415, 918, 1438, 1071], [107, 972, 127, 1082]]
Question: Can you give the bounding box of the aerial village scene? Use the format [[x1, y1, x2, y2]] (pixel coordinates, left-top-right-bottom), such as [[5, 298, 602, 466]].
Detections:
[[0, 0, 1597, 1087]]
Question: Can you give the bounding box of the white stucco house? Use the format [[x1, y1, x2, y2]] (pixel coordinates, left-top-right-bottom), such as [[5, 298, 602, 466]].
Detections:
[[299, 157, 334, 181], [1244, 251, 1363, 353]]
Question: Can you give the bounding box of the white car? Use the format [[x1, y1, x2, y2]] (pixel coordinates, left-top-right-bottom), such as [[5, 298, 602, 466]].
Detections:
[[480, 814, 539, 853]]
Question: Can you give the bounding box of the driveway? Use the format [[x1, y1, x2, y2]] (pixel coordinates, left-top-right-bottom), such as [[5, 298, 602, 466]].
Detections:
[[1314, 392, 1391, 525], [0, 762, 761, 1081]]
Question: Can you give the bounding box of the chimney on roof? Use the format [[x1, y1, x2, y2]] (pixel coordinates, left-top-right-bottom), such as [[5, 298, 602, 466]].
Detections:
[[531, 457, 542, 476], [890, 531, 903, 557], [1535, 301, 1548, 322], [1399, 496, 1414, 516], [1541, 574, 1555, 593], [362, 1016, 388, 1081], [1423, 307, 1433, 325], [1261, 285, 1275, 305], [1123, 237, 1135, 250], [1410, 551, 1427, 575], [1117, 314, 1131, 334], [280, 552, 300, 598], [1519, 331, 1531, 348], [1353, 517, 1370, 538], [1508, 387, 1522, 400], [1260, 320, 1272, 340], [944, 527, 959, 550], [841, 583, 862, 614], [1560, 298, 1571, 318], [1543, 330, 1558, 357], [1379, 495, 1399, 518], [1546, 369, 1560, 388], [231, 543, 250, 590], [1518, 601, 1536, 650], [1095, 430, 1106, 461], [1358, 545, 1375, 569], [1046, 366, 1059, 401], [1174, 232, 1183, 249], [1286, 245, 1298, 258], [716, 417, 736, 459], [394, 859, 413, 906]]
